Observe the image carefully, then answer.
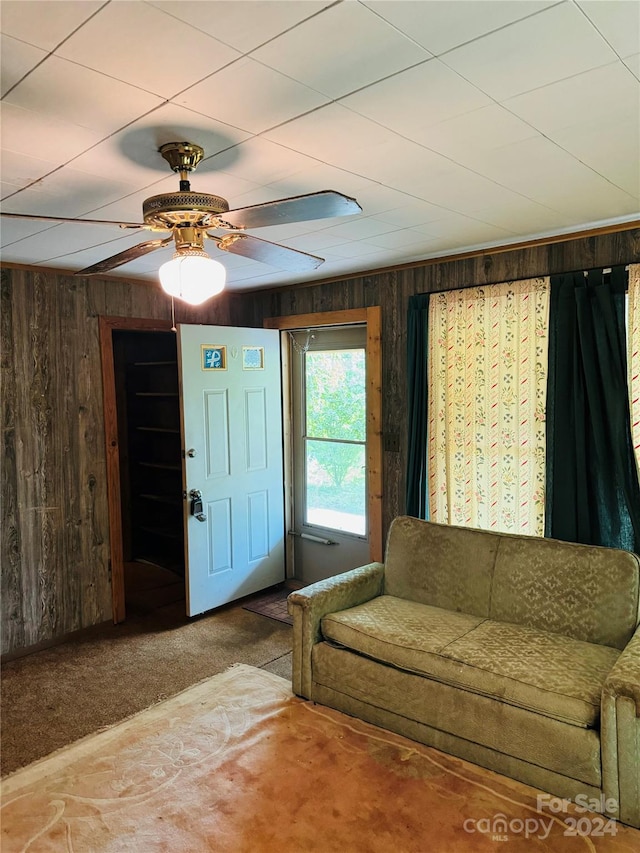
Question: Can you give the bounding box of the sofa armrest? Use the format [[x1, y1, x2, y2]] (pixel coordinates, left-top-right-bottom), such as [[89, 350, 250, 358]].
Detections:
[[603, 628, 640, 712], [288, 562, 385, 699], [601, 626, 640, 828]]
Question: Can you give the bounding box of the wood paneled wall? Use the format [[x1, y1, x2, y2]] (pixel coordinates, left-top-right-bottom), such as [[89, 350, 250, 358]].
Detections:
[[0, 269, 233, 656], [2, 227, 639, 656], [227, 229, 640, 546]]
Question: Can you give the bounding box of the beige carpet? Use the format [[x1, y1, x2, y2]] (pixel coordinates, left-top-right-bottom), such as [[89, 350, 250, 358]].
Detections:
[[1, 601, 292, 776], [2, 665, 638, 853]]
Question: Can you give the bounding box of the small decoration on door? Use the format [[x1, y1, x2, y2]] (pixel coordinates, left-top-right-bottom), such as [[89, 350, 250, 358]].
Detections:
[[201, 345, 227, 371], [242, 346, 265, 370]]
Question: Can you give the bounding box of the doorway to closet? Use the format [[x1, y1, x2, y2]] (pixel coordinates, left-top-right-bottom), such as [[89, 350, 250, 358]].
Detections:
[[111, 327, 185, 614]]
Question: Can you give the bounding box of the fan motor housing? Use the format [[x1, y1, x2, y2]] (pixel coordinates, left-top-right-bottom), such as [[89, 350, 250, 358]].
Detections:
[[143, 191, 230, 229]]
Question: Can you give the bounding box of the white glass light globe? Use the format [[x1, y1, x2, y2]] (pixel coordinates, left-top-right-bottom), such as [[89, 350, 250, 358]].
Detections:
[[159, 254, 226, 305]]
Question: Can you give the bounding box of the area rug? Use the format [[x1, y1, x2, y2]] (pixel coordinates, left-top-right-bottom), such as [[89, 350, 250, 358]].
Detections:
[[242, 585, 293, 625], [1, 665, 638, 852]]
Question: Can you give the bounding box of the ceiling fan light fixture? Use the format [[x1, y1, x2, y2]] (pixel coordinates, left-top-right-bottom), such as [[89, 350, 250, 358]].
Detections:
[[159, 250, 226, 305]]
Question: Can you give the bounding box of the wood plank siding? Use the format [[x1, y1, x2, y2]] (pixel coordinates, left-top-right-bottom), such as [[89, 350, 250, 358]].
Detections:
[[2, 227, 640, 655]]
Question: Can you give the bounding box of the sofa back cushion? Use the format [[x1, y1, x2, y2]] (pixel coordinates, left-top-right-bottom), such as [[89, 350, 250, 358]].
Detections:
[[384, 516, 497, 618], [490, 534, 640, 650]]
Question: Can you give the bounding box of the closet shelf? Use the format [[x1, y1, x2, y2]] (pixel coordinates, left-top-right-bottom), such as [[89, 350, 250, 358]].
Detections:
[[136, 426, 180, 434], [135, 392, 179, 397]]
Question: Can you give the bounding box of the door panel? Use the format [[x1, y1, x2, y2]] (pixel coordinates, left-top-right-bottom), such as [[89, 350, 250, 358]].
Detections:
[[291, 325, 370, 585], [178, 324, 285, 616]]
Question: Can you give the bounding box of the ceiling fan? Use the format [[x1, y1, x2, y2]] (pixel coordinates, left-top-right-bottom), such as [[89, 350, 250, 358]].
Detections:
[[0, 141, 362, 302]]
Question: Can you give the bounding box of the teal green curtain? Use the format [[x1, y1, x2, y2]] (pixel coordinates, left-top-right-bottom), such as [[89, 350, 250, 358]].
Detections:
[[545, 266, 640, 552], [406, 293, 430, 518]]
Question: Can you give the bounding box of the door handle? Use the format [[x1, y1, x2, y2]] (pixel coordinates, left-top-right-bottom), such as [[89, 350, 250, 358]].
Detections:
[[288, 530, 337, 545], [189, 489, 207, 522]]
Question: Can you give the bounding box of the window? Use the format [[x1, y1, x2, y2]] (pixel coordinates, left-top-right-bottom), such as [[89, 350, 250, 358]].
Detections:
[[304, 347, 366, 535]]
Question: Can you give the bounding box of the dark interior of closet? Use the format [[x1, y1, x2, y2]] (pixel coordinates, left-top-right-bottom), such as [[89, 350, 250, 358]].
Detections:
[[113, 330, 185, 588]]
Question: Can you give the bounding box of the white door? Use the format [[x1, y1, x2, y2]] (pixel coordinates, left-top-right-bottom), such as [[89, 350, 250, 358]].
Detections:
[[177, 324, 285, 616], [290, 325, 370, 585]]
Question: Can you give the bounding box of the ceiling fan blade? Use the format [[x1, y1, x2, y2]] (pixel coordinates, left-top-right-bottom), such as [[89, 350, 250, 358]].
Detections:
[[214, 233, 324, 272], [0, 211, 147, 229], [220, 190, 362, 230], [75, 236, 173, 276]]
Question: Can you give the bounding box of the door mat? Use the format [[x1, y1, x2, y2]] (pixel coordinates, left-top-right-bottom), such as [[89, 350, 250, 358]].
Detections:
[[243, 585, 293, 625]]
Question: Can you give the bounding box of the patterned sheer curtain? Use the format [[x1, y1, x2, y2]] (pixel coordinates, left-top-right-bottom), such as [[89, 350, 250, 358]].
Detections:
[[630, 263, 640, 476], [427, 278, 550, 535]]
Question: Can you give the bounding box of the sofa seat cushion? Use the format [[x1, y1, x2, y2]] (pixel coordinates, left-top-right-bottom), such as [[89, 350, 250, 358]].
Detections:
[[442, 620, 620, 727], [321, 595, 485, 662], [322, 597, 620, 728]]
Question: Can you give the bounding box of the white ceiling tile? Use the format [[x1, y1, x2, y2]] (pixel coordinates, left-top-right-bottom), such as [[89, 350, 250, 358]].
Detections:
[[365, 227, 442, 250], [540, 192, 639, 223], [263, 103, 400, 164], [315, 217, 398, 241], [0, 103, 103, 170], [0, 167, 133, 219], [176, 57, 329, 135], [255, 164, 373, 200], [578, 0, 640, 59], [505, 61, 640, 134], [340, 59, 492, 138], [0, 208, 58, 244], [624, 54, 640, 80], [350, 184, 432, 218], [3, 56, 164, 134], [266, 103, 455, 190], [372, 199, 457, 228], [0, 0, 104, 51], [459, 199, 573, 234], [147, 1, 334, 53], [1, 223, 149, 264], [468, 135, 639, 212], [251, 2, 431, 99], [75, 177, 177, 224], [336, 136, 452, 189], [363, 0, 556, 55], [203, 137, 320, 189], [56, 2, 241, 99], [550, 118, 640, 197], [323, 239, 390, 260], [1, 35, 47, 97], [284, 232, 351, 253], [400, 163, 531, 213], [417, 104, 540, 166], [0, 149, 64, 190], [0, 0, 636, 289], [68, 102, 251, 185], [443, 2, 618, 101]]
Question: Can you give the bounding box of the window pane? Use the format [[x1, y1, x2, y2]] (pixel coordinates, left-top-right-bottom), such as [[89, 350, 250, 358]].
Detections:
[[305, 440, 366, 534], [305, 349, 365, 441]]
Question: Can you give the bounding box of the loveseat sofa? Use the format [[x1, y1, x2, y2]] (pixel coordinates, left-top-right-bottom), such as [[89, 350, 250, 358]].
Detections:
[[288, 516, 640, 827]]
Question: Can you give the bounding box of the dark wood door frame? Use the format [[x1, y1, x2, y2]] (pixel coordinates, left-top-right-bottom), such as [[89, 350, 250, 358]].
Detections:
[[99, 315, 173, 623]]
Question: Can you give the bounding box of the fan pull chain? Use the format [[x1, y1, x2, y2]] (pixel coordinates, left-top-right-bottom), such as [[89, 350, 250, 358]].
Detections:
[[171, 297, 177, 332], [289, 330, 315, 354]]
